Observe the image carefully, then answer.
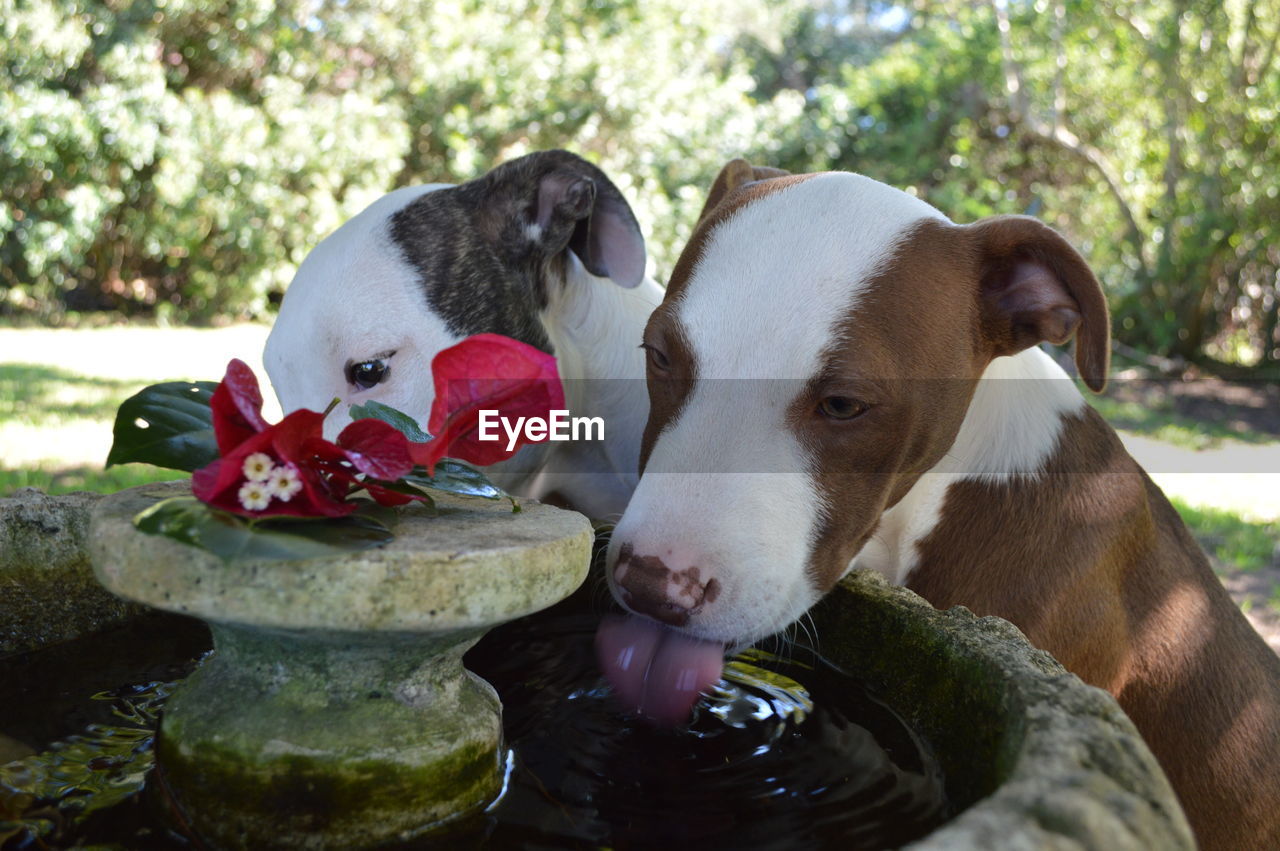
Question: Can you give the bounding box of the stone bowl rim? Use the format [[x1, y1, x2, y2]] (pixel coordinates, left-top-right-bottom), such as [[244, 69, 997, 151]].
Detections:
[[811, 570, 1195, 851]]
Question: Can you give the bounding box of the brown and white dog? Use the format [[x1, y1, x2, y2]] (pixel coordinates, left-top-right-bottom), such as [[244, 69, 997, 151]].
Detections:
[[596, 160, 1280, 849]]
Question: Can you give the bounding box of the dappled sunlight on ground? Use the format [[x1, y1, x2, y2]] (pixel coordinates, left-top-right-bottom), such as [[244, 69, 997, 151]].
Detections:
[[2, 418, 120, 469], [0, 324, 275, 403], [1120, 433, 1280, 522], [0, 325, 277, 473]]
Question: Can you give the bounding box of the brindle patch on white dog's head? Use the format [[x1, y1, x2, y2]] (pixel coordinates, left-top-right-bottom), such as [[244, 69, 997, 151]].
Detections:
[[264, 150, 645, 439], [391, 150, 648, 353]]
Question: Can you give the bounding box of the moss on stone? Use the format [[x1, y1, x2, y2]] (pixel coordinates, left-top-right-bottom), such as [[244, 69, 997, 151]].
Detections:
[[157, 734, 500, 850], [1, 488, 142, 655], [810, 571, 1195, 850], [154, 625, 507, 848]]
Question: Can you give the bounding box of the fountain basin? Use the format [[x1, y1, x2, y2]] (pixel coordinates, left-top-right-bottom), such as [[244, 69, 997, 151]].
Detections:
[[808, 570, 1195, 850], [87, 480, 593, 850]]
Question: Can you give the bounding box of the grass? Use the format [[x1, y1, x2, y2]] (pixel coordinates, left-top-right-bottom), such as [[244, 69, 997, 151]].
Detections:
[[1170, 498, 1280, 573], [1087, 394, 1272, 450], [0, 464, 187, 497], [0, 361, 183, 498], [1, 363, 146, 427]]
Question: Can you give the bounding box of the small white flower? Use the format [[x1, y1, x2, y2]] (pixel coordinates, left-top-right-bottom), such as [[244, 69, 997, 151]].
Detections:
[[242, 452, 275, 482], [267, 465, 303, 502], [238, 481, 272, 512]]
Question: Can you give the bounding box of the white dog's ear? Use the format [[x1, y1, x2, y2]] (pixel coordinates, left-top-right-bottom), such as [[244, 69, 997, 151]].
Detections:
[[697, 158, 790, 224], [482, 150, 640, 289], [536, 164, 646, 289], [969, 215, 1111, 392], [477, 150, 646, 289]]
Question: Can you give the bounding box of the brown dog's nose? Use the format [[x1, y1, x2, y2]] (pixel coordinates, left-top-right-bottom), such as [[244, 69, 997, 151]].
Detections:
[[612, 544, 721, 627]]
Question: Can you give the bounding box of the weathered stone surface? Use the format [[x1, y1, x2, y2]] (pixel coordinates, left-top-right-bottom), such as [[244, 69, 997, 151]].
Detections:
[[811, 570, 1195, 851], [0, 488, 140, 655], [89, 480, 593, 849], [156, 626, 504, 849], [89, 481, 593, 632]]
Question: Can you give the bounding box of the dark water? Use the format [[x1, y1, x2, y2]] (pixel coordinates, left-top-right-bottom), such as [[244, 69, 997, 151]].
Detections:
[[0, 607, 948, 850], [438, 602, 949, 850], [0, 614, 210, 850], [0, 613, 210, 751]]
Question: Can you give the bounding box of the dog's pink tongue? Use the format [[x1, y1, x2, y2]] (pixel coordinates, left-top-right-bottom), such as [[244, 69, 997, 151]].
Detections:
[[595, 614, 725, 725]]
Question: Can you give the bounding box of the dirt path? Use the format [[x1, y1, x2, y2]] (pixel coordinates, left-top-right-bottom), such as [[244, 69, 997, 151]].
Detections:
[[1107, 372, 1280, 437], [1122, 434, 1280, 521], [1220, 563, 1280, 655]]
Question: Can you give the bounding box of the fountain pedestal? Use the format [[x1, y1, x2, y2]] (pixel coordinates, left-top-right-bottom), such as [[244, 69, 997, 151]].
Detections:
[[88, 481, 593, 850]]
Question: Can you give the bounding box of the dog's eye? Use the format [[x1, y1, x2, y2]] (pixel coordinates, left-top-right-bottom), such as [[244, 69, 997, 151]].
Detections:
[[817, 396, 868, 421], [640, 343, 670, 373], [346, 359, 390, 390]]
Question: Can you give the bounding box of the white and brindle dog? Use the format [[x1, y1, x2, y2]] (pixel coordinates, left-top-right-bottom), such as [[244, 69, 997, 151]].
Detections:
[[597, 160, 1280, 850], [264, 150, 664, 519]]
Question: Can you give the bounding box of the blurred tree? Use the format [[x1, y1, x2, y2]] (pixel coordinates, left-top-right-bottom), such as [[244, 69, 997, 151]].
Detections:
[[989, 0, 1280, 364], [0, 0, 794, 323], [2, 0, 1277, 368], [741, 0, 1280, 367], [1, 0, 408, 320]]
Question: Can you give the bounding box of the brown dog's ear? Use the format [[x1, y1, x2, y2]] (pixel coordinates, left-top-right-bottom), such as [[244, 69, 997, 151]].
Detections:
[[697, 159, 790, 224], [969, 215, 1111, 392]]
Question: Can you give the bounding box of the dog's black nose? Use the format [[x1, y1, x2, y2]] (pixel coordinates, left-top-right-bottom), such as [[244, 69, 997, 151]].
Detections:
[[612, 544, 720, 628]]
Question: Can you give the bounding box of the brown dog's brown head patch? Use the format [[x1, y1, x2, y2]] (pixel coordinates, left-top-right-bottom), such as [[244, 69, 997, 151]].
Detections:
[[611, 165, 1110, 649]]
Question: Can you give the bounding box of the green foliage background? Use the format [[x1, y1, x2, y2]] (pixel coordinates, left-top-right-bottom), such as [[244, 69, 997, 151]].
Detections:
[[3, 0, 1278, 367]]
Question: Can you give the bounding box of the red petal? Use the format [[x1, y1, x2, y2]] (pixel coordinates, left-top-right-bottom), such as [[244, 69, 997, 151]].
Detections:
[[268, 409, 327, 455], [360, 480, 418, 507], [408, 434, 448, 474], [337, 419, 414, 481], [192, 429, 272, 514], [416, 334, 564, 472], [320, 465, 423, 508], [192, 414, 356, 518], [190, 458, 226, 503], [425, 334, 560, 435], [210, 359, 270, 453]]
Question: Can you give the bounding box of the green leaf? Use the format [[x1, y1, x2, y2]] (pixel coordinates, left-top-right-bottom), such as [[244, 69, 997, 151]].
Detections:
[[106, 381, 219, 472], [403, 459, 508, 500], [133, 497, 394, 562], [348, 399, 433, 443]]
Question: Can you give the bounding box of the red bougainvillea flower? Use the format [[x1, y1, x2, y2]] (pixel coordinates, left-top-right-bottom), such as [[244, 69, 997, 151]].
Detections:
[[411, 333, 565, 474], [192, 359, 416, 517]]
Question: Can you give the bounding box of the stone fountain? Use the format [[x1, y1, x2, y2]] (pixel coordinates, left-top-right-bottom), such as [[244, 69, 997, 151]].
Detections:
[[0, 486, 1195, 849], [86, 480, 593, 850]]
